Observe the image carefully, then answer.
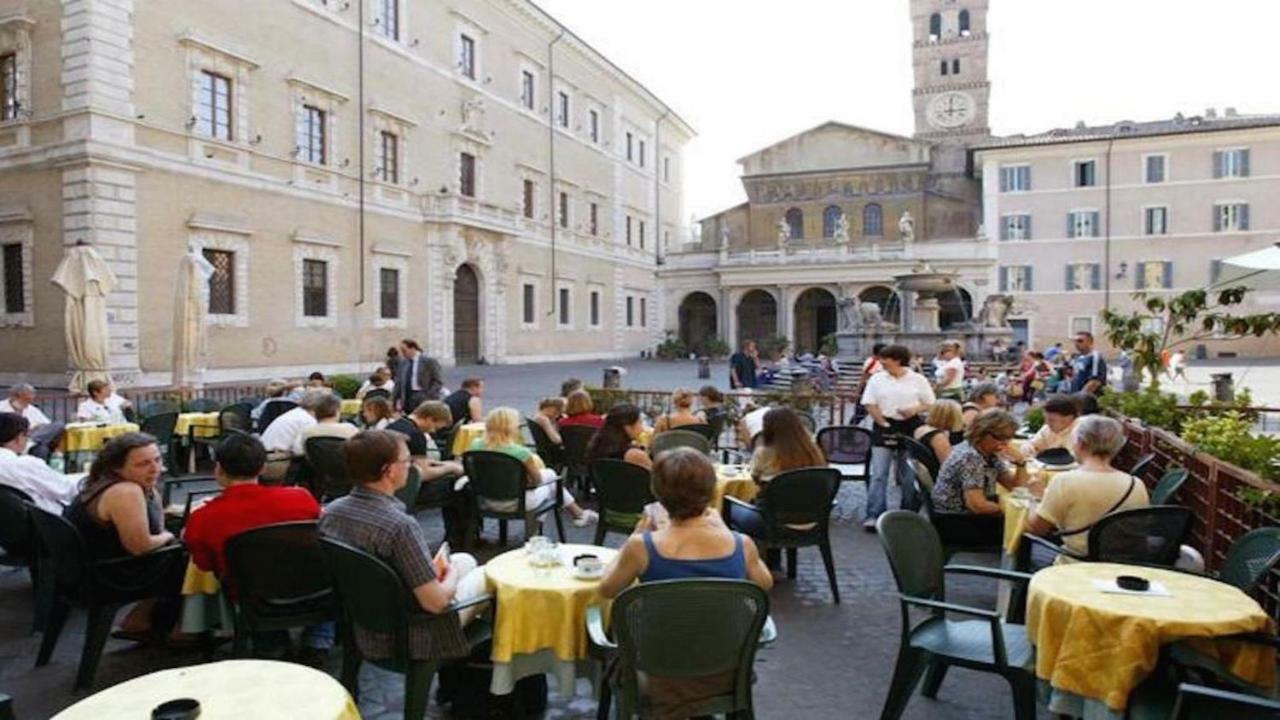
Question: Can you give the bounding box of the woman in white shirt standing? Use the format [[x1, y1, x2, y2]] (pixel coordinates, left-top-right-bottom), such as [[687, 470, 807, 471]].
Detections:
[[860, 345, 936, 530], [933, 341, 966, 402]]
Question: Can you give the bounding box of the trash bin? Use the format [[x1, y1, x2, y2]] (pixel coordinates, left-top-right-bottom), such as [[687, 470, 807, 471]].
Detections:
[[1211, 372, 1234, 403], [603, 366, 623, 389], [696, 356, 710, 379]]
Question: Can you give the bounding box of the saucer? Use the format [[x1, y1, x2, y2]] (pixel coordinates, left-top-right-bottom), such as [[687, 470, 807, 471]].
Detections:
[[572, 566, 605, 580]]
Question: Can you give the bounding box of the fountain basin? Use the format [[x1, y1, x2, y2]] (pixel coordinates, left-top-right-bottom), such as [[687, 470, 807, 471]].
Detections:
[[893, 272, 959, 294]]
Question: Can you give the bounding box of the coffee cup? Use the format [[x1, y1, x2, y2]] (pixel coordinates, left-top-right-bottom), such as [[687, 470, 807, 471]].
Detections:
[[574, 554, 603, 576]]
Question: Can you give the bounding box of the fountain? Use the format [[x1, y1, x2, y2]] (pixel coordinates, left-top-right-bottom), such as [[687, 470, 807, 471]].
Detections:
[[835, 265, 1015, 360]]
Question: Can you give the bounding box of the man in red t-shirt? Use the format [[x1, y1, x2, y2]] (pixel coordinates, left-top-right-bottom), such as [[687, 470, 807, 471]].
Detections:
[[182, 433, 329, 663]]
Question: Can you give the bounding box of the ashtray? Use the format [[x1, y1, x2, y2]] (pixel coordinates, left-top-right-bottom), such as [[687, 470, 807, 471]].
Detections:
[[152, 698, 201, 720], [1116, 575, 1150, 592]]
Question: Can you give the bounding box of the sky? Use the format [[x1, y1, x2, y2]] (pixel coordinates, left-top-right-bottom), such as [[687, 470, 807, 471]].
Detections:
[[535, 0, 1280, 225]]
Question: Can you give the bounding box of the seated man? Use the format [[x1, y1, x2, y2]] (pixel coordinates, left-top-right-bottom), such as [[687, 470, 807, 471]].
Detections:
[[260, 389, 328, 481], [386, 401, 467, 545], [443, 378, 485, 424], [320, 430, 486, 662], [1016, 394, 1080, 460], [0, 384, 64, 460], [0, 413, 78, 513], [292, 393, 358, 456], [182, 434, 332, 664]]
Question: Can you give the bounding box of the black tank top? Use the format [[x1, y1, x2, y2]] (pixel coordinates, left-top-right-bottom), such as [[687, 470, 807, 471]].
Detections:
[[65, 481, 163, 560]]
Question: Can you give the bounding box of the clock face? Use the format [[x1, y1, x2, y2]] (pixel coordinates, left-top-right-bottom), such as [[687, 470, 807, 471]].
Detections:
[[928, 92, 975, 129]]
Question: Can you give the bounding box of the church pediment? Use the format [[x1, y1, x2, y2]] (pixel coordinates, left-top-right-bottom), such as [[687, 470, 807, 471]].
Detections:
[[738, 121, 932, 177]]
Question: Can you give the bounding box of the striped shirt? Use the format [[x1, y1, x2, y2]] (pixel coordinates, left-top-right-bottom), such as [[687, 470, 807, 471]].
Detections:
[[319, 485, 468, 660]]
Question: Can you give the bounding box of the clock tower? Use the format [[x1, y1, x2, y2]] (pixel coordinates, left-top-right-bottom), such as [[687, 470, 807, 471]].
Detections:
[[910, 0, 991, 173]]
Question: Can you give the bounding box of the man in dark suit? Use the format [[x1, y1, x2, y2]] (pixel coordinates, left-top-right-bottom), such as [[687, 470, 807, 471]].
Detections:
[[396, 338, 443, 412]]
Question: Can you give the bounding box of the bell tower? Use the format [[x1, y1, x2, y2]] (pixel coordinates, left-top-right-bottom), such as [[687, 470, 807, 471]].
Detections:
[[910, 0, 992, 173]]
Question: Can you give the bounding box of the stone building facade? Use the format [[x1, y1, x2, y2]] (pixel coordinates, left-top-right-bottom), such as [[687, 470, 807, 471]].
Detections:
[[0, 0, 690, 387]]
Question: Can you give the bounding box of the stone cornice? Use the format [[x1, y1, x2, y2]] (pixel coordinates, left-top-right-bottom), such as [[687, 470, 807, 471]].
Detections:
[[286, 76, 350, 103], [368, 104, 417, 127], [177, 32, 261, 69], [187, 211, 253, 235]]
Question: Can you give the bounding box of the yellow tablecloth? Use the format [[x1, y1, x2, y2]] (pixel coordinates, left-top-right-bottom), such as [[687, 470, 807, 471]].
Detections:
[[175, 411, 220, 439], [53, 660, 360, 720], [452, 422, 487, 456], [997, 463, 1063, 555], [182, 559, 220, 595], [713, 464, 760, 512], [63, 422, 140, 453], [485, 543, 616, 665], [340, 398, 362, 417], [1027, 562, 1276, 711], [637, 427, 654, 448]]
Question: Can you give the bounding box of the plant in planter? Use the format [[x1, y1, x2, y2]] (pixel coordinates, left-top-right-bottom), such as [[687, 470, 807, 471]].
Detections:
[[819, 333, 839, 358], [1180, 412, 1280, 482], [1100, 387, 1181, 432], [700, 337, 731, 359], [328, 374, 360, 400], [758, 335, 790, 361], [655, 332, 688, 361]]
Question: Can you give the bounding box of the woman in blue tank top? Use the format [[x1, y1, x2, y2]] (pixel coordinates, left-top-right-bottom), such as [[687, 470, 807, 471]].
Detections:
[[598, 448, 773, 597]]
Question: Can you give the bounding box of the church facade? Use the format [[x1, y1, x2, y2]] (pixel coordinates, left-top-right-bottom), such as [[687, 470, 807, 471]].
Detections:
[[660, 0, 996, 357]]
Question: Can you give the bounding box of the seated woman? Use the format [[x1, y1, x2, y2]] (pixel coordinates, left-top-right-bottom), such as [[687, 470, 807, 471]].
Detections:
[[653, 389, 707, 433], [529, 396, 566, 446], [586, 404, 652, 470], [961, 382, 1002, 427], [470, 407, 597, 526], [913, 399, 964, 466], [65, 433, 185, 639], [728, 407, 827, 540], [293, 393, 358, 456], [1024, 415, 1149, 561], [76, 379, 129, 423], [930, 410, 1030, 544], [360, 395, 394, 430], [695, 385, 728, 429], [1015, 394, 1080, 460], [558, 389, 605, 429]]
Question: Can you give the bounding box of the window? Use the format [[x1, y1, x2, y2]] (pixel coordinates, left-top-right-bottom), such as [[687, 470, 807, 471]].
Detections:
[[1136, 261, 1172, 290], [556, 91, 569, 128], [520, 70, 535, 110], [626, 296, 634, 327], [1000, 214, 1032, 241], [1145, 154, 1166, 183], [459, 34, 476, 79], [640, 297, 647, 327], [625, 215, 633, 245], [626, 132, 633, 161], [2, 242, 24, 314], [1068, 210, 1099, 238], [999, 165, 1031, 192], [639, 139, 646, 167], [1070, 316, 1095, 336], [376, 131, 398, 183], [940, 60, 948, 76], [589, 109, 600, 143], [379, 267, 400, 319], [302, 259, 328, 317], [928, 12, 941, 41], [952, 59, 960, 74], [522, 179, 535, 219], [589, 290, 601, 327], [638, 220, 646, 249], [589, 202, 599, 236], [959, 9, 971, 35], [202, 249, 235, 315], [521, 283, 536, 324], [1074, 160, 1096, 188], [663, 156, 671, 183], [1215, 149, 1250, 179], [459, 152, 476, 197], [374, 0, 399, 40], [297, 105, 326, 164], [999, 266, 1033, 292], [785, 208, 803, 240], [0, 53, 15, 121], [863, 203, 882, 236], [823, 206, 844, 238], [1066, 263, 1101, 291], [196, 71, 232, 140], [558, 191, 568, 228], [558, 286, 571, 326], [1144, 206, 1168, 235], [1214, 203, 1249, 232]]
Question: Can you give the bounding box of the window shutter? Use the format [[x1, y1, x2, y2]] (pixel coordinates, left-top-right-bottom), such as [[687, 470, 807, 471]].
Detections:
[[1136, 262, 1146, 290], [999, 266, 1008, 292], [1026, 267, 1034, 292], [1210, 259, 1223, 284], [1090, 211, 1100, 237], [1065, 264, 1073, 291], [1212, 206, 1222, 232], [999, 170, 1008, 193], [1090, 263, 1101, 290], [999, 217, 1009, 241], [1025, 216, 1032, 240], [1067, 212, 1075, 238], [1241, 149, 1251, 177], [1162, 262, 1173, 289], [1213, 151, 1224, 179], [1240, 204, 1250, 231]]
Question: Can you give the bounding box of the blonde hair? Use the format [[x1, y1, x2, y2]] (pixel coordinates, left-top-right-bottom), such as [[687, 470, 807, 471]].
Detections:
[[964, 409, 1019, 445], [565, 389, 594, 416], [671, 388, 695, 410], [926, 399, 964, 432], [483, 407, 523, 448]]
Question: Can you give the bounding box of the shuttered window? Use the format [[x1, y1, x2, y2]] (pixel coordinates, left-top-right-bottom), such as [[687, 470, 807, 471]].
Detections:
[[2, 243, 23, 314], [302, 259, 328, 317], [379, 268, 400, 319], [203, 249, 235, 315]]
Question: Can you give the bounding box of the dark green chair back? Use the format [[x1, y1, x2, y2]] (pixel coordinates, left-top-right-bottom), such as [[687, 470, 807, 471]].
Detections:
[[395, 464, 423, 512], [187, 397, 221, 413], [29, 508, 89, 592], [1128, 452, 1156, 479], [305, 436, 354, 502], [559, 424, 597, 482], [677, 423, 719, 444], [756, 467, 840, 532], [1171, 682, 1280, 719], [320, 536, 414, 666], [140, 400, 180, 418], [1219, 527, 1280, 593], [1149, 468, 1189, 505], [461, 450, 527, 510], [0, 486, 34, 565], [876, 510, 945, 601], [591, 459, 654, 540], [651, 429, 711, 457], [1086, 506, 1192, 566], [525, 417, 564, 468], [610, 579, 769, 716], [220, 403, 254, 434], [224, 521, 334, 641], [140, 411, 178, 449], [816, 425, 873, 465]]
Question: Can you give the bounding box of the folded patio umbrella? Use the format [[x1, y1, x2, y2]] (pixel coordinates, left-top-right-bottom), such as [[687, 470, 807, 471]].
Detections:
[[1218, 242, 1280, 291], [173, 249, 214, 388], [51, 243, 117, 394]]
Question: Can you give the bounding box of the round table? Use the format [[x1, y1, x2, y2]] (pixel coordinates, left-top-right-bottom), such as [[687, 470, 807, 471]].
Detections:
[[63, 422, 140, 471], [996, 461, 1065, 555], [484, 543, 617, 695], [52, 659, 361, 719], [175, 411, 220, 440], [1027, 562, 1276, 714], [339, 398, 362, 417], [712, 464, 760, 512], [452, 422, 487, 456]]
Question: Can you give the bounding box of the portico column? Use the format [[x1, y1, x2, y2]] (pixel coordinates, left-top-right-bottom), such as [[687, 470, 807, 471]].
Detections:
[[776, 285, 792, 349]]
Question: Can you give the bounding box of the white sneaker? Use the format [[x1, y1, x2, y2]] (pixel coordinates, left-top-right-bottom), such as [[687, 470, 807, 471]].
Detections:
[[862, 518, 878, 533], [573, 509, 599, 528]]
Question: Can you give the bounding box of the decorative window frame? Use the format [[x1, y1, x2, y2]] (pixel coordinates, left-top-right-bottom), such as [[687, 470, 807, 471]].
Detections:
[[1141, 204, 1170, 236], [1069, 157, 1099, 188], [0, 14, 35, 141], [556, 279, 574, 329], [516, 57, 540, 114], [554, 182, 576, 232], [999, 163, 1031, 193], [518, 275, 540, 329], [1068, 315, 1095, 336], [0, 211, 33, 327], [186, 215, 252, 327], [1142, 152, 1169, 184], [1068, 207, 1100, 239], [516, 164, 544, 224], [1217, 147, 1249, 179], [370, 0, 405, 44], [292, 232, 340, 328], [368, 104, 415, 187], [451, 12, 487, 84], [553, 79, 575, 133], [287, 76, 348, 169], [1214, 199, 1249, 233], [178, 33, 259, 156], [586, 104, 603, 146], [371, 245, 409, 329], [452, 135, 486, 198]]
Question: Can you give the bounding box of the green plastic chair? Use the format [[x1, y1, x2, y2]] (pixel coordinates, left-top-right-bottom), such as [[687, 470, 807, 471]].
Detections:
[[139, 411, 179, 473], [1128, 680, 1280, 720], [590, 459, 655, 545], [187, 397, 221, 413], [394, 464, 423, 514], [320, 537, 492, 720], [305, 436, 355, 502], [1149, 468, 1190, 505], [586, 578, 773, 720], [0, 693, 12, 720], [461, 450, 565, 548], [650, 429, 712, 457], [875, 510, 1037, 720]]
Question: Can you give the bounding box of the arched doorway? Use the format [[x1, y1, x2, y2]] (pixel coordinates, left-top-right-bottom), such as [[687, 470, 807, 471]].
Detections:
[[858, 286, 901, 325], [678, 292, 718, 355], [736, 289, 777, 348], [793, 288, 837, 355], [453, 264, 480, 364], [939, 287, 974, 330]]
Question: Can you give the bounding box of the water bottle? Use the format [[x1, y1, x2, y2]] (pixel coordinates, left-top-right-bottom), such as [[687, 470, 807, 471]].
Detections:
[[49, 451, 65, 473]]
